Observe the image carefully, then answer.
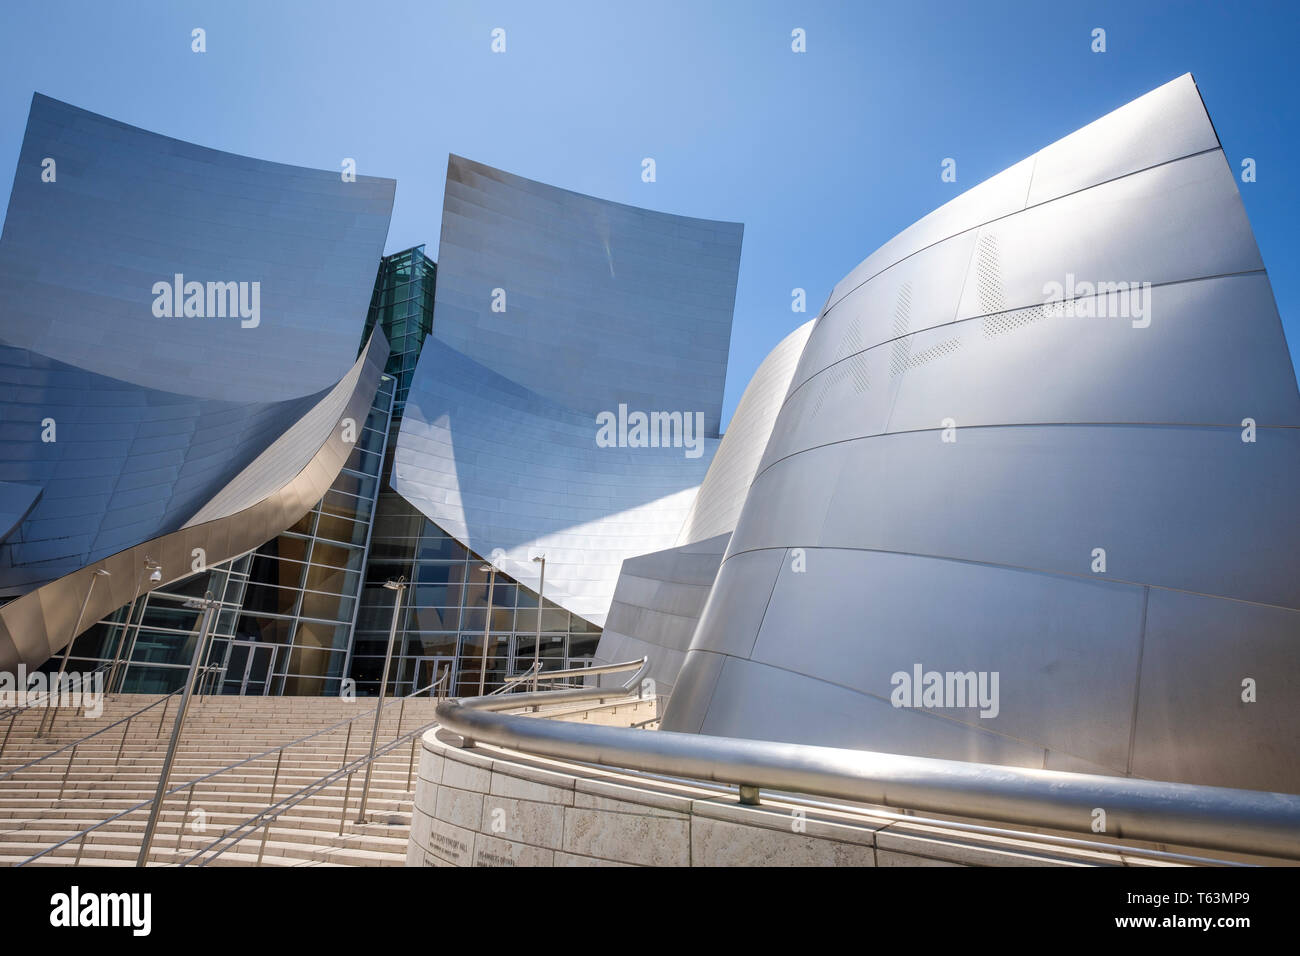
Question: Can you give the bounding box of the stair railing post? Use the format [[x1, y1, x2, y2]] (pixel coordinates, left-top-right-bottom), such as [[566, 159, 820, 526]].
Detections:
[[57, 744, 78, 802], [40, 568, 108, 736], [135, 596, 216, 867], [175, 782, 197, 852], [115, 716, 132, 766], [357, 576, 404, 824], [256, 749, 284, 866]]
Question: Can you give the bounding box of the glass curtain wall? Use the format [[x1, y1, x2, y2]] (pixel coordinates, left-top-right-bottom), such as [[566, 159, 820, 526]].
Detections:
[[51, 373, 396, 695]]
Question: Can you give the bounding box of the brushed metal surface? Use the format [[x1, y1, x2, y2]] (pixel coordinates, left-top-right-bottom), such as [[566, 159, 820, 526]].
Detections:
[[662, 73, 1300, 794], [0, 94, 394, 670], [393, 157, 742, 625]]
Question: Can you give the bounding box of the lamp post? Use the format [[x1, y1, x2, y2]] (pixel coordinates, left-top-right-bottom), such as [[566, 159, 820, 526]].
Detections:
[[39, 568, 109, 736], [136, 592, 217, 866], [476, 562, 498, 697], [109, 557, 160, 694], [531, 554, 546, 691], [357, 576, 405, 824]]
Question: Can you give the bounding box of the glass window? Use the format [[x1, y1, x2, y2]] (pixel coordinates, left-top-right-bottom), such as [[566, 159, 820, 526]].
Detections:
[[330, 471, 377, 501], [305, 563, 360, 595], [460, 605, 514, 633], [299, 589, 354, 623], [321, 489, 372, 522], [242, 582, 300, 616], [249, 551, 307, 589], [235, 614, 293, 644], [416, 534, 466, 561], [294, 621, 350, 652], [409, 605, 459, 631], [309, 541, 365, 573], [567, 634, 599, 659], [315, 512, 369, 546]]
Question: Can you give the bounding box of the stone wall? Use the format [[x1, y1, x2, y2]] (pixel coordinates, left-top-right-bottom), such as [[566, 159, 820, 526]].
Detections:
[[407, 725, 1150, 867]]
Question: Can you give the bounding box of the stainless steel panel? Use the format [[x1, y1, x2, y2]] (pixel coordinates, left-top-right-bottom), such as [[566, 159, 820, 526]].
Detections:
[[394, 157, 742, 625], [1026, 73, 1218, 206], [792, 230, 976, 391], [693, 655, 1050, 768], [1131, 589, 1300, 793], [747, 547, 1146, 770], [0, 334, 389, 671], [669, 74, 1300, 793], [677, 321, 812, 545], [592, 531, 728, 694], [955, 151, 1261, 321], [0, 95, 393, 402]]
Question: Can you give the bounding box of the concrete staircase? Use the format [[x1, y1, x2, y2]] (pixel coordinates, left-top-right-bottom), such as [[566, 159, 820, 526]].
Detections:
[[0, 694, 441, 867]]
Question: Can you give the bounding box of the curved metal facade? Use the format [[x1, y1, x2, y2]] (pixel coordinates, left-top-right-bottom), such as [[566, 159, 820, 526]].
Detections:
[[675, 320, 814, 547], [593, 320, 815, 692], [661, 74, 1300, 795], [393, 156, 742, 625], [0, 94, 394, 670], [0, 94, 393, 402]]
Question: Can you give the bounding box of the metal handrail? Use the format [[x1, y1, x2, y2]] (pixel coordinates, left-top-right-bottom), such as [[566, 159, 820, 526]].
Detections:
[[434, 658, 1300, 862], [539, 658, 643, 682], [488, 661, 542, 696], [181, 714, 440, 866], [0, 668, 220, 780], [15, 671, 448, 866]]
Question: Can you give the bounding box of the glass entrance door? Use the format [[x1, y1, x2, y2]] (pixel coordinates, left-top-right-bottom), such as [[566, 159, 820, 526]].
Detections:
[[414, 656, 455, 697], [221, 641, 276, 696]]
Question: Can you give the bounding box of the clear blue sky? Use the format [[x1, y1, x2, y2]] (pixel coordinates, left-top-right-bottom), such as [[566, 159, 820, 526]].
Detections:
[[1, 0, 1296, 426]]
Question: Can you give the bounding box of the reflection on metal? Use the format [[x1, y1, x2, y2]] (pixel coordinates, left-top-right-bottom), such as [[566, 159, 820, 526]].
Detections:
[[0, 94, 394, 403], [0, 482, 41, 545], [0, 333, 389, 672], [593, 320, 816, 692], [393, 155, 742, 626], [675, 320, 815, 547], [593, 533, 729, 697], [661, 73, 1300, 795], [0, 93, 395, 672], [436, 660, 1300, 862]]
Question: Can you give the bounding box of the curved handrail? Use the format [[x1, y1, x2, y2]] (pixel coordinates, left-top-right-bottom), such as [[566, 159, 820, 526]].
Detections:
[[433, 658, 1300, 862], [15, 671, 449, 866], [488, 661, 542, 696]]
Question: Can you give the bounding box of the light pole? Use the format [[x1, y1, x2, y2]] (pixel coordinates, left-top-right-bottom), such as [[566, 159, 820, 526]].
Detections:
[[476, 562, 498, 697], [40, 568, 109, 736], [109, 557, 161, 694], [531, 554, 546, 691], [357, 576, 405, 824], [136, 592, 217, 866]]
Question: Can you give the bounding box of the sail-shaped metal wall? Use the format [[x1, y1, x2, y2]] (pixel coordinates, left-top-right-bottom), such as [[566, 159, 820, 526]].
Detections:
[[0, 94, 394, 671], [661, 74, 1300, 795], [393, 156, 742, 625]]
